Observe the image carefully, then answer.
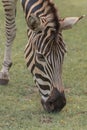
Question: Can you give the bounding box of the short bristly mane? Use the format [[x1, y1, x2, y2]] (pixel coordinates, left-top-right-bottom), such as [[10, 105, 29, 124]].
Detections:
[[47, 0, 60, 33], [47, 0, 66, 55]]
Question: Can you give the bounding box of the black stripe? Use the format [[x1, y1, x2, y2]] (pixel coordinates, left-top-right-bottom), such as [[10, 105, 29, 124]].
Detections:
[[38, 27, 49, 51], [36, 9, 44, 16], [25, 45, 32, 58], [27, 53, 34, 67], [35, 73, 51, 83], [25, 0, 37, 16], [39, 90, 49, 97], [35, 61, 45, 73], [31, 64, 35, 73], [39, 84, 50, 90], [31, 1, 43, 14], [21, 0, 26, 10]]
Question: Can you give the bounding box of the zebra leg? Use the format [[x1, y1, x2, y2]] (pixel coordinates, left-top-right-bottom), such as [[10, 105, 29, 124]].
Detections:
[[0, 0, 17, 85]]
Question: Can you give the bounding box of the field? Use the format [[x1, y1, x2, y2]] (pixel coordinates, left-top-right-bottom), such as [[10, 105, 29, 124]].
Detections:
[[0, 0, 87, 130]]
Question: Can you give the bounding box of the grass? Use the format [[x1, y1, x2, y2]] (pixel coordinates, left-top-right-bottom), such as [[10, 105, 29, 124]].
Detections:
[[0, 0, 87, 129]]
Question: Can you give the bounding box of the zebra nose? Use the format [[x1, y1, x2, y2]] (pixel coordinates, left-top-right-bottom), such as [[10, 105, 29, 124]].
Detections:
[[41, 88, 66, 112]]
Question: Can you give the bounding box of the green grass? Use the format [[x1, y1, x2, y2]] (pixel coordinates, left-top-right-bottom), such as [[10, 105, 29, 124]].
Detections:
[[0, 0, 87, 130]]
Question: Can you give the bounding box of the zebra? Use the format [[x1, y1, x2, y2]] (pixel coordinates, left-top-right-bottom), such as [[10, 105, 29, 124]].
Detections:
[[0, 0, 84, 112]]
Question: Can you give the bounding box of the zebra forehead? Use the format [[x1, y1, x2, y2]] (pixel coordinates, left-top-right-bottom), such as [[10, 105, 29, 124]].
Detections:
[[34, 33, 66, 57]]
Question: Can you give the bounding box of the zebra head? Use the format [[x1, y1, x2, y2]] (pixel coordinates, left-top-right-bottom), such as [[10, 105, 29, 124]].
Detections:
[[33, 32, 66, 112], [26, 14, 85, 113], [24, 0, 66, 112]]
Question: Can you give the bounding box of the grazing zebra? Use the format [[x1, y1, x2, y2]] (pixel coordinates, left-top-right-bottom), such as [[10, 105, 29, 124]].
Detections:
[[0, 0, 84, 112]]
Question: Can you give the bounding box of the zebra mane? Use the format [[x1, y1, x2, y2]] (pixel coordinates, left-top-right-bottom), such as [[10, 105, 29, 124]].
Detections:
[[47, 0, 60, 32], [46, 1, 66, 55]]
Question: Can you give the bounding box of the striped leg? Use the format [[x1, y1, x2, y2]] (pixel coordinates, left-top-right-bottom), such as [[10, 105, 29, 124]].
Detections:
[[0, 0, 17, 85]]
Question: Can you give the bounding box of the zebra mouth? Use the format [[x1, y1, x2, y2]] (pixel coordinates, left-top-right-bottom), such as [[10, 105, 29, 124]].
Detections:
[[41, 88, 66, 112]]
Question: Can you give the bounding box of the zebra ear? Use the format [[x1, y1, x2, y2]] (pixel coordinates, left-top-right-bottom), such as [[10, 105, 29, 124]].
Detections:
[[59, 15, 85, 30]]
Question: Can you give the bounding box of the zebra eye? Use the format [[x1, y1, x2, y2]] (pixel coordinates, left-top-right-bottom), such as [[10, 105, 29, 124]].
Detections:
[[36, 53, 45, 62]]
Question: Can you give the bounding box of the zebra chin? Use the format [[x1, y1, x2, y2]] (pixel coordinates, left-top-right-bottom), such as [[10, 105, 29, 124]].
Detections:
[[41, 88, 66, 113]]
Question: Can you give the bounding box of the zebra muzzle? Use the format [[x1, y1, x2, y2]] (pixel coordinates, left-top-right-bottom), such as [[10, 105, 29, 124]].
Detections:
[[41, 88, 66, 112]]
